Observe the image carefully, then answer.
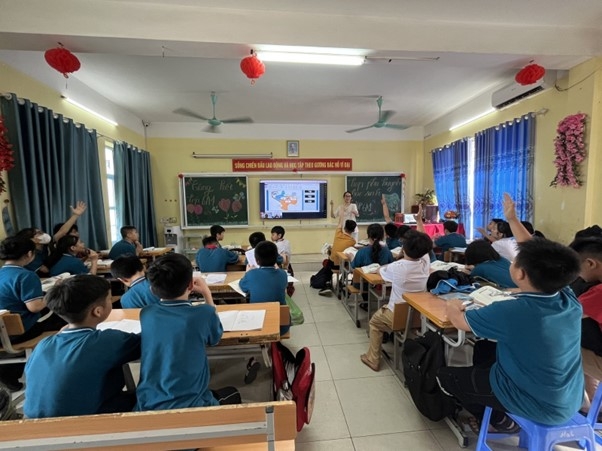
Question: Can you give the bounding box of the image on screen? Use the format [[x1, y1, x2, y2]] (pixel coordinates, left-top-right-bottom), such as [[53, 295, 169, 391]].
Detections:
[[259, 180, 327, 220]]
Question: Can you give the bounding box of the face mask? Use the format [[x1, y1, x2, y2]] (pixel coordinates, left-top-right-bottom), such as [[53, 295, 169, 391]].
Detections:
[[37, 233, 51, 245]]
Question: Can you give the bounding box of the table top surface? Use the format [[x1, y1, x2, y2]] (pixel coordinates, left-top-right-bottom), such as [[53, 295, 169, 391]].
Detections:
[[401, 291, 452, 329], [106, 302, 280, 345], [353, 268, 385, 285]]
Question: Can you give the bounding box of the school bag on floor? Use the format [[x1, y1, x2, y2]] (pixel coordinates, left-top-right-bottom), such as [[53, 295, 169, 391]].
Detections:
[[401, 330, 456, 421], [310, 259, 333, 289], [271, 342, 315, 431]]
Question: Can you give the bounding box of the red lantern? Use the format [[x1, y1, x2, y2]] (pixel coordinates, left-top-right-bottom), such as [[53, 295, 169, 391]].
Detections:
[[515, 64, 545, 86], [240, 54, 265, 85], [44, 46, 81, 78]]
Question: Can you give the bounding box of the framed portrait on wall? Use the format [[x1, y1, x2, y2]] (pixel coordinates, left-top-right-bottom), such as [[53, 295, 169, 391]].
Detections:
[[287, 140, 299, 157]]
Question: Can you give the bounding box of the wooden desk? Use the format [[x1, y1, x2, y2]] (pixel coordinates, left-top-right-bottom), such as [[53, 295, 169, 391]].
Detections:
[[353, 268, 390, 331], [203, 271, 247, 293], [226, 254, 247, 272], [99, 248, 172, 261], [106, 302, 280, 346]]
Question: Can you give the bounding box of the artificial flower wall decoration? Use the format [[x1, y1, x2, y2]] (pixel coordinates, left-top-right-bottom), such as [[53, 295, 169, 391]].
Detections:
[[550, 113, 587, 188], [0, 115, 15, 194]]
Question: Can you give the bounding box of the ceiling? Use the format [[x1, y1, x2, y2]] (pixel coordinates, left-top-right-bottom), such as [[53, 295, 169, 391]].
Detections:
[[0, 0, 601, 136]]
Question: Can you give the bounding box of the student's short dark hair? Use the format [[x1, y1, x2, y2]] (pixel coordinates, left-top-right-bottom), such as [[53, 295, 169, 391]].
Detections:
[[210, 225, 225, 237], [110, 255, 144, 279], [46, 275, 110, 323], [45, 235, 79, 269], [202, 236, 218, 247], [496, 221, 513, 238], [15, 228, 40, 241], [120, 226, 137, 238], [384, 222, 398, 238], [248, 232, 266, 248], [344, 220, 357, 234], [443, 221, 458, 233], [146, 253, 192, 300], [514, 238, 580, 294], [490, 218, 504, 224], [0, 236, 36, 260], [402, 230, 433, 259], [520, 221, 535, 235], [53, 223, 78, 236], [575, 225, 602, 240], [465, 240, 500, 265], [396, 225, 412, 240], [569, 237, 602, 262], [255, 241, 278, 266], [271, 226, 285, 237]]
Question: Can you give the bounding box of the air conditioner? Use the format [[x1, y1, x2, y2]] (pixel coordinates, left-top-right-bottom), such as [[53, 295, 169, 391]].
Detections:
[[491, 71, 557, 109]]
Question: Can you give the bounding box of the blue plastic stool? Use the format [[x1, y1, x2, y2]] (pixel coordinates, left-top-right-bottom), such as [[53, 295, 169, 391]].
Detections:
[[586, 383, 602, 445], [476, 406, 597, 451]]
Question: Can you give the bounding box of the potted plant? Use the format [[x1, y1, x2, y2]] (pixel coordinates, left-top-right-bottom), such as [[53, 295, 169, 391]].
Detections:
[[413, 189, 439, 223]]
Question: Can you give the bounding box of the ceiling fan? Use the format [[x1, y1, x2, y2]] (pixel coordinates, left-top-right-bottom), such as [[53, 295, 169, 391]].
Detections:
[[346, 96, 409, 133], [173, 92, 253, 133]]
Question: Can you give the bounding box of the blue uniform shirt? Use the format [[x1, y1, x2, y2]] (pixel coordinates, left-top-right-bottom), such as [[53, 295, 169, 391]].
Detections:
[[465, 287, 584, 425], [24, 328, 141, 418], [434, 232, 467, 252], [351, 245, 393, 268], [135, 301, 223, 411], [24, 248, 47, 272], [386, 236, 402, 250], [120, 277, 160, 309], [195, 247, 239, 272], [109, 240, 137, 260], [471, 258, 517, 289], [49, 254, 89, 276], [240, 267, 289, 335], [0, 265, 44, 331]]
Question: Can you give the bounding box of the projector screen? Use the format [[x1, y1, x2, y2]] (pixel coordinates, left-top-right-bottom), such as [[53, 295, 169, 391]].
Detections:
[[259, 179, 328, 220]]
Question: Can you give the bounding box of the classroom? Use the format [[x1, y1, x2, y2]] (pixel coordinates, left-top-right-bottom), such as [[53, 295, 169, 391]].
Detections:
[[1, 1, 602, 450]]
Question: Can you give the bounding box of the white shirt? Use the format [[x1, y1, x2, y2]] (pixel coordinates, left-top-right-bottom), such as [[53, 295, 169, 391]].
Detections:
[[334, 203, 359, 222], [492, 237, 519, 262], [245, 248, 257, 267], [379, 254, 430, 311], [275, 239, 292, 264]]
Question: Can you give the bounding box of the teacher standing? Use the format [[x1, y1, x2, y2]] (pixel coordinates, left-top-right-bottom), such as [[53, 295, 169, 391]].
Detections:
[[331, 191, 359, 241]]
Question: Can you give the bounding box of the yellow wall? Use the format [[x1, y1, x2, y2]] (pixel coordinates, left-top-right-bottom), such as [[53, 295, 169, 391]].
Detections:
[[148, 138, 422, 253], [424, 58, 602, 243]]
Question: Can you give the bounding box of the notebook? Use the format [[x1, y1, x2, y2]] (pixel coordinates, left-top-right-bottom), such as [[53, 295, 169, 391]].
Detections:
[[470, 286, 515, 306], [217, 310, 266, 331]]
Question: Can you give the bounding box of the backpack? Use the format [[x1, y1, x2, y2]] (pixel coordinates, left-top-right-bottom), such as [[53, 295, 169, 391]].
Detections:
[[271, 342, 316, 431], [310, 260, 333, 289], [401, 331, 456, 421]]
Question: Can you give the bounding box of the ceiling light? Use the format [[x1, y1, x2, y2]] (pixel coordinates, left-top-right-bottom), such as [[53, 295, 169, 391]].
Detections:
[[61, 96, 118, 126], [255, 51, 364, 66], [449, 108, 495, 131]]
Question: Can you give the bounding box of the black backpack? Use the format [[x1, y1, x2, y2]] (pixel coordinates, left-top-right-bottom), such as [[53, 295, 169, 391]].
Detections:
[[310, 260, 333, 289], [402, 331, 456, 421]]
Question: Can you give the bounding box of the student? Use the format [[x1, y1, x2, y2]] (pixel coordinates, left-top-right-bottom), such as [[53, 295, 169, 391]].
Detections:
[[360, 230, 432, 372], [0, 237, 66, 390], [464, 240, 517, 289], [210, 225, 225, 248], [330, 191, 359, 241], [110, 255, 160, 308], [23, 276, 141, 418], [270, 225, 292, 270], [490, 220, 519, 261], [568, 237, 602, 412], [240, 241, 289, 336], [244, 232, 283, 268], [195, 236, 239, 272], [45, 235, 99, 276], [476, 218, 504, 243], [135, 254, 240, 410], [109, 226, 143, 260], [434, 220, 467, 253], [521, 220, 546, 238], [329, 220, 357, 269], [380, 195, 401, 250], [571, 225, 602, 297], [52, 222, 79, 238], [350, 223, 393, 269], [438, 193, 583, 430]]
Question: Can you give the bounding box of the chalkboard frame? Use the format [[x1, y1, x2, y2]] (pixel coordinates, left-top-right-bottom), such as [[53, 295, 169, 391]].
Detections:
[[345, 173, 405, 224], [179, 174, 249, 229]]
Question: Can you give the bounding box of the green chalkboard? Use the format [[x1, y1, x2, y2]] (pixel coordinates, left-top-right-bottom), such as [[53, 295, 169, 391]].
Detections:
[[180, 175, 248, 228], [345, 174, 404, 224]]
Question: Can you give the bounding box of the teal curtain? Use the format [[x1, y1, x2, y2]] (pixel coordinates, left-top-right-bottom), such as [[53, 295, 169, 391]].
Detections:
[[114, 142, 158, 246], [0, 94, 108, 250]]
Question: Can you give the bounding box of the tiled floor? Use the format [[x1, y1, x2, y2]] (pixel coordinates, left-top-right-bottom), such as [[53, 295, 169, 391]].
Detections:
[[212, 270, 596, 451]]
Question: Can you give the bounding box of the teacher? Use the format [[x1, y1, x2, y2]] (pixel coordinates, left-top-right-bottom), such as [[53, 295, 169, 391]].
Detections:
[[330, 191, 359, 240]]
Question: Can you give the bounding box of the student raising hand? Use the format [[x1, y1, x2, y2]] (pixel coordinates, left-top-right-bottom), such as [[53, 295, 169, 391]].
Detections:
[[502, 193, 517, 221], [502, 193, 532, 243], [71, 201, 87, 217]]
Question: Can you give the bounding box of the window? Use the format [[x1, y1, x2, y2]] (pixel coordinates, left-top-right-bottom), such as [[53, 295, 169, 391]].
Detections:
[[105, 145, 118, 244]]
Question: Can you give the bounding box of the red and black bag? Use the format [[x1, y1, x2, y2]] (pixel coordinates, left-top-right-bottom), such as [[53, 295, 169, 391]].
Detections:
[[271, 342, 315, 431]]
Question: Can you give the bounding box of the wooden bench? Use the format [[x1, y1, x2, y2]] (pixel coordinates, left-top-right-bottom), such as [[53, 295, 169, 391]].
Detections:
[[0, 401, 297, 450]]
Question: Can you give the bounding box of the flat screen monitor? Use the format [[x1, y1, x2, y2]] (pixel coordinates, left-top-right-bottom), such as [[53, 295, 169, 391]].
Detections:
[[259, 179, 328, 220]]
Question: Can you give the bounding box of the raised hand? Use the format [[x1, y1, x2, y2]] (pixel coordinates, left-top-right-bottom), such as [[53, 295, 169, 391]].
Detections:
[[413, 204, 423, 222], [381, 194, 386, 205], [502, 193, 517, 221], [71, 201, 87, 216]]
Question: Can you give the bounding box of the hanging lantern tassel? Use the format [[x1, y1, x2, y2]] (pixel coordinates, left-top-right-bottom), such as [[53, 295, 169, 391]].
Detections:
[[515, 63, 545, 86], [240, 53, 265, 85], [44, 46, 81, 78]]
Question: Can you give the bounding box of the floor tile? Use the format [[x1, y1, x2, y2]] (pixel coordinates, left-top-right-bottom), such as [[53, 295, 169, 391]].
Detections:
[[296, 380, 350, 443], [311, 303, 351, 323], [324, 343, 393, 380], [288, 345, 332, 382], [295, 438, 355, 451], [286, 322, 322, 347], [335, 376, 429, 437], [316, 320, 369, 346], [353, 431, 443, 451]]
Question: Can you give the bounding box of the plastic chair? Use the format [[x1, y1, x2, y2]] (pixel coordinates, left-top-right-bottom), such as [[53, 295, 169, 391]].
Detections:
[[476, 406, 597, 451], [586, 383, 602, 445]]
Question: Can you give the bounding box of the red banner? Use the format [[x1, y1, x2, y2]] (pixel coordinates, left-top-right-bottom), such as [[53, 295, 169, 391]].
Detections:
[[232, 158, 352, 172]]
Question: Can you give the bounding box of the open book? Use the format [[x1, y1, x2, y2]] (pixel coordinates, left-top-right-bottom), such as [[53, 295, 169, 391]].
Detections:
[[343, 246, 358, 258], [361, 263, 380, 274], [41, 273, 75, 291], [470, 286, 516, 306], [97, 319, 141, 334], [217, 310, 266, 331]]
